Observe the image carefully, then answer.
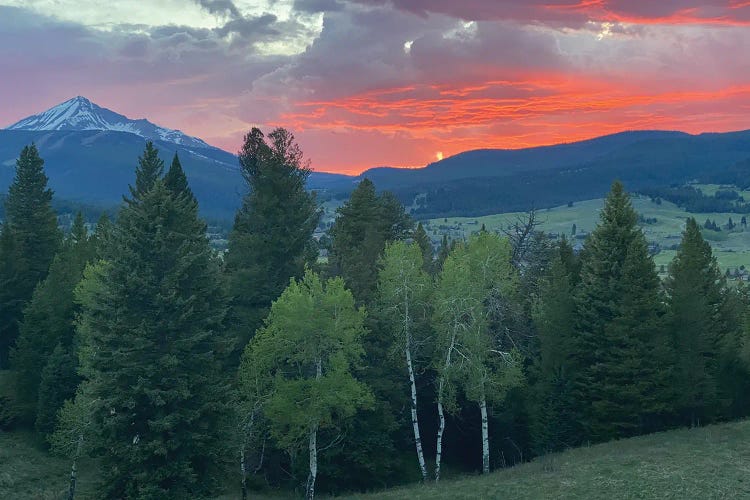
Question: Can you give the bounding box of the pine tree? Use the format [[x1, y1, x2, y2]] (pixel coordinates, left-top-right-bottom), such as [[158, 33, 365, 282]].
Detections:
[[665, 218, 729, 426], [35, 343, 80, 437], [240, 270, 372, 499], [329, 179, 412, 303], [225, 127, 320, 362], [164, 153, 195, 203], [75, 144, 230, 498], [571, 181, 668, 442], [0, 226, 23, 370], [531, 240, 579, 453], [130, 141, 164, 200], [0, 144, 60, 367], [12, 212, 95, 427], [413, 222, 433, 273]]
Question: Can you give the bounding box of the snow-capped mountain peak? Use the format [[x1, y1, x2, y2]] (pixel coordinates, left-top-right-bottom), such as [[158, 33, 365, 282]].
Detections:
[[6, 96, 211, 150]]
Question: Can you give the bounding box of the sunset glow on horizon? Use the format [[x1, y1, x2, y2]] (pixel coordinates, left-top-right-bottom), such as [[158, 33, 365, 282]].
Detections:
[[1, 0, 749, 175]]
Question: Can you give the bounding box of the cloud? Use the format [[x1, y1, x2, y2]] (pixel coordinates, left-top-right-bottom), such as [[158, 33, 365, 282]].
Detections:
[[348, 0, 750, 26], [1, 1, 749, 174]]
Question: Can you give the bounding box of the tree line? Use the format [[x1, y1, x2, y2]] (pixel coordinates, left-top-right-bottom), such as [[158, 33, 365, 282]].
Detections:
[[2, 132, 750, 499]]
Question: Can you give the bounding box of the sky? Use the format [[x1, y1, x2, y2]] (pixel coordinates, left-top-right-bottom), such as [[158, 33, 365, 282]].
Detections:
[[0, 1, 749, 174]]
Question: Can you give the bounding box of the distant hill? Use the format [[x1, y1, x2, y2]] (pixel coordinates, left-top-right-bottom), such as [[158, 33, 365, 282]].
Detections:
[[1, 97, 352, 220], [355, 130, 750, 218]]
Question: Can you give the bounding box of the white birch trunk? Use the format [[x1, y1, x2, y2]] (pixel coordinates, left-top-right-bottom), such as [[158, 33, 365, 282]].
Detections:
[[68, 434, 83, 500], [240, 448, 247, 500], [405, 338, 427, 481], [306, 424, 318, 500], [306, 358, 322, 500], [435, 328, 457, 482], [480, 396, 490, 475]]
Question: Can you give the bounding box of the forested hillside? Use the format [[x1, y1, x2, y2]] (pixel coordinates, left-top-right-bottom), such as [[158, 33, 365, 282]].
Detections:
[[2, 131, 750, 499]]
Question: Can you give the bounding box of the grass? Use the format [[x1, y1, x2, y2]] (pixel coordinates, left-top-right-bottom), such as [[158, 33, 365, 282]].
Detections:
[[0, 429, 285, 500], [341, 419, 750, 500], [426, 195, 750, 273], [4, 419, 750, 499], [0, 430, 99, 500]]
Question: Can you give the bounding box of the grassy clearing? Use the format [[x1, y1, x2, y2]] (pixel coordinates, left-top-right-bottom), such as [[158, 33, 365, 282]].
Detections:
[[426, 196, 750, 273], [342, 419, 750, 500], [0, 430, 99, 500]]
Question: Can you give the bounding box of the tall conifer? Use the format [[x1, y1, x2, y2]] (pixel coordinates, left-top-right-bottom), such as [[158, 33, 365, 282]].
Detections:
[[665, 218, 729, 426], [76, 144, 230, 498], [329, 179, 412, 304], [571, 181, 668, 442], [0, 144, 60, 367], [225, 127, 320, 361]]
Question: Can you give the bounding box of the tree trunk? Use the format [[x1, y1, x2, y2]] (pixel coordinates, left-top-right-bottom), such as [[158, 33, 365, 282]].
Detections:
[[435, 328, 457, 482], [405, 339, 427, 481], [306, 358, 322, 500], [240, 448, 247, 500], [68, 434, 83, 500], [480, 397, 490, 475], [306, 425, 318, 500]]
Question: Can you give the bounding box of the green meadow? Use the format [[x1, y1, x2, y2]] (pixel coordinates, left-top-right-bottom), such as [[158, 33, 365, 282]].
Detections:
[[427, 193, 750, 274]]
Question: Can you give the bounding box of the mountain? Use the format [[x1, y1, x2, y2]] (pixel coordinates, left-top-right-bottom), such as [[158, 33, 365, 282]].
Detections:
[[353, 130, 750, 218], [7, 96, 213, 150], [1, 97, 352, 220]]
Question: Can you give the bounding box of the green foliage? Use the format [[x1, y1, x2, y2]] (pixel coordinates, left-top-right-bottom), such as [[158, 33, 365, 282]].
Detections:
[[11, 212, 96, 423], [413, 223, 433, 273], [330, 179, 412, 303], [35, 343, 80, 437], [164, 153, 195, 203], [129, 141, 164, 200], [226, 127, 320, 362], [530, 241, 580, 453], [0, 144, 61, 368], [242, 270, 372, 449], [665, 218, 732, 425], [571, 181, 670, 442], [75, 143, 231, 499], [376, 241, 433, 359], [434, 232, 524, 409]]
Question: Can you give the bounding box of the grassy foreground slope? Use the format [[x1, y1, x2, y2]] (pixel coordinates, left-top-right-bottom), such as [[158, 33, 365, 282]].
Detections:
[[3, 420, 750, 499], [345, 420, 750, 500]]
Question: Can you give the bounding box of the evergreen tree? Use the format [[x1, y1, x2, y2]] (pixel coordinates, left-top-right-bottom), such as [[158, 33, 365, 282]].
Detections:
[[665, 218, 729, 426], [531, 240, 579, 453], [0, 226, 23, 370], [225, 127, 320, 362], [413, 222, 433, 273], [240, 270, 372, 499], [436, 234, 451, 272], [329, 179, 412, 303], [571, 181, 668, 442], [130, 141, 164, 201], [36, 343, 80, 437], [0, 144, 60, 367], [75, 144, 230, 498], [12, 212, 95, 428], [164, 153, 195, 203]]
